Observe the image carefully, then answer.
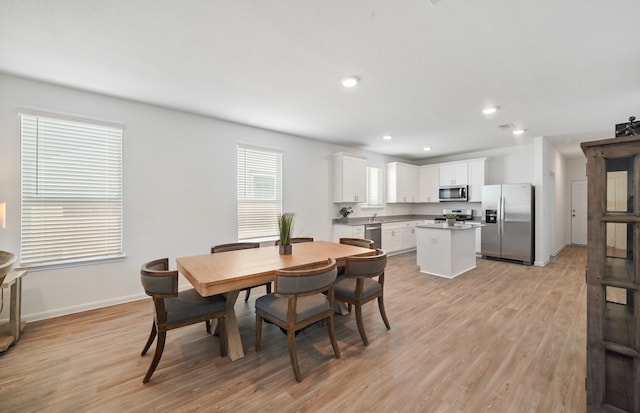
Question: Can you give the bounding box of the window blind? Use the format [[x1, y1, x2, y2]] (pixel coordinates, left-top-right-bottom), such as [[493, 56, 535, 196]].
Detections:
[[366, 166, 383, 206], [20, 114, 123, 266], [237, 145, 282, 240]]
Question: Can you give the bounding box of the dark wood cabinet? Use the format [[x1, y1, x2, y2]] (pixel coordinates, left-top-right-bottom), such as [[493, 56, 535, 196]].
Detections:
[[582, 136, 640, 413]]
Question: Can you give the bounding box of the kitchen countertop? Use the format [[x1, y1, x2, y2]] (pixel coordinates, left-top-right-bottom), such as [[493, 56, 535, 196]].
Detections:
[[417, 223, 482, 230], [333, 214, 482, 225]]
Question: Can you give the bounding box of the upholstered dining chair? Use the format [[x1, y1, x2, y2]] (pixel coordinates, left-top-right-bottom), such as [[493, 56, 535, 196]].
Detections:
[[274, 237, 314, 246], [140, 258, 226, 383], [334, 248, 390, 346], [211, 242, 267, 302], [255, 258, 341, 382], [339, 237, 376, 249]]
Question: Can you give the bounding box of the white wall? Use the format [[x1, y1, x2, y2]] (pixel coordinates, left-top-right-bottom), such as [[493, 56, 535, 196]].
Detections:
[[0, 73, 577, 321], [0, 73, 390, 321]]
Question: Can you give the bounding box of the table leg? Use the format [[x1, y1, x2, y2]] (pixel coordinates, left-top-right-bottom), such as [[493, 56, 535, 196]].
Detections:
[[223, 290, 244, 361], [9, 277, 22, 342]]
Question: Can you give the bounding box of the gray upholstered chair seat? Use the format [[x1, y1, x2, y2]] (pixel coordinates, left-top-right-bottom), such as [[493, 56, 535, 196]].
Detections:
[[165, 289, 226, 324], [334, 277, 382, 300], [255, 294, 330, 324]]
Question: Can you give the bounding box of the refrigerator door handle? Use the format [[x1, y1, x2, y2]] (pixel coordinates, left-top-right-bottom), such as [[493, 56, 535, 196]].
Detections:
[[500, 195, 505, 236]]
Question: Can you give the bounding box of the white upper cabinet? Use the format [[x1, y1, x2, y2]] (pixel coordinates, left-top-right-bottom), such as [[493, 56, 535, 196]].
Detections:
[[467, 158, 486, 202], [333, 153, 367, 203], [387, 162, 417, 203], [439, 162, 468, 186], [418, 165, 440, 202]]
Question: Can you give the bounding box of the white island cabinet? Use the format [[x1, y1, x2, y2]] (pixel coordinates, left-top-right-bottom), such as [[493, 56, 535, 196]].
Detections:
[[416, 223, 478, 278]]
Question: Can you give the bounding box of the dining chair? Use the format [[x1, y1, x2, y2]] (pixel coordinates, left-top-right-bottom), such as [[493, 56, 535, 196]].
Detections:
[[211, 242, 268, 302], [274, 237, 314, 246], [255, 258, 340, 382], [334, 248, 390, 346], [139, 258, 226, 383], [339, 237, 376, 249]]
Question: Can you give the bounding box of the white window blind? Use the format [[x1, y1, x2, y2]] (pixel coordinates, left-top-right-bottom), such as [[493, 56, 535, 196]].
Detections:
[[366, 166, 383, 206], [20, 113, 123, 266], [237, 145, 282, 240]]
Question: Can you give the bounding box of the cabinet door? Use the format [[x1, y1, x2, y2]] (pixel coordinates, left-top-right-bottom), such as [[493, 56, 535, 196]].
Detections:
[[353, 157, 367, 203], [418, 165, 440, 202], [387, 162, 417, 203], [440, 162, 468, 186], [334, 154, 367, 203], [382, 229, 402, 252], [397, 163, 418, 202], [467, 159, 485, 202]]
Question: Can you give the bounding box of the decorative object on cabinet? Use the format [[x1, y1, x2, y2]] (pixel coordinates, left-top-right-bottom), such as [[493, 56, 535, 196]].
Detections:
[[339, 206, 353, 223], [445, 213, 457, 226], [277, 213, 295, 255], [581, 135, 640, 413], [615, 115, 639, 138]]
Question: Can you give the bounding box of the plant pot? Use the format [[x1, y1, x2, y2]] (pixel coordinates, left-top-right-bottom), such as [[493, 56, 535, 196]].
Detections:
[[446, 218, 455, 226], [340, 217, 349, 223], [279, 244, 292, 255]]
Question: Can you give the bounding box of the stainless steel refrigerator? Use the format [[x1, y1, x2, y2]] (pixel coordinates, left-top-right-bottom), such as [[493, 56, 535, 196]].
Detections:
[[481, 184, 534, 265]]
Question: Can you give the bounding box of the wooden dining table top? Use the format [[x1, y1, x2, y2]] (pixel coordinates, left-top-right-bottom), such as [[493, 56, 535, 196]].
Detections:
[[176, 240, 375, 296]]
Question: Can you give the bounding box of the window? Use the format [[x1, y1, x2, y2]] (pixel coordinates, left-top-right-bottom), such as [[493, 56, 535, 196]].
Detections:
[[20, 113, 123, 266], [366, 166, 383, 206], [237, 145, 282, 240]]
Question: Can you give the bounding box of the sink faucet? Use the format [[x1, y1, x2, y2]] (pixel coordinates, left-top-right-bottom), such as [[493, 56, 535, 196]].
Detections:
[[369, 213, 378, 223]]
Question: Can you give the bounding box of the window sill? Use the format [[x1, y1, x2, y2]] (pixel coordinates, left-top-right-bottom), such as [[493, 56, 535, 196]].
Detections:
[[16, 254, 127, 272], [360, 205, 385, 209]]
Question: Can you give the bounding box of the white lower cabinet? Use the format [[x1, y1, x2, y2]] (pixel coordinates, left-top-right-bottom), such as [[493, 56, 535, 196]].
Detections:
[[382, 221, 419, 254], [332, 224, 364, 242]]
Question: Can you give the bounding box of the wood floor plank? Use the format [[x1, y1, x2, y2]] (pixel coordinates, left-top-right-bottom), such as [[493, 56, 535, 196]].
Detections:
[[0, 246, 587, 412]]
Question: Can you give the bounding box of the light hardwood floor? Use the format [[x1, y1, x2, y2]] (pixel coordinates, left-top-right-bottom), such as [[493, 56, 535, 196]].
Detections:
[[0, 246, 587, 412]]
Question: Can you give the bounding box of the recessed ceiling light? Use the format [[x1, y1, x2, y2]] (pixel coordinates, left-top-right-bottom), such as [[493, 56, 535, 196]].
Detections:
[[383, 135, 392, 140], [423, 146, 432, 151], [341, 76, 359, 88], [482, 106, 498, 115], [512, 129, 525, 135]]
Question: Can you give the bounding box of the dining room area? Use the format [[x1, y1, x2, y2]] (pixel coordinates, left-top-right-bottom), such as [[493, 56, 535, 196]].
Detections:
[[0, 244, 587, 412]]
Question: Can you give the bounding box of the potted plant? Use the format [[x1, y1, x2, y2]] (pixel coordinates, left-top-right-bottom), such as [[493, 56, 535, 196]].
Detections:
[[339, 206, 353, 223], [445, 213, 457, 226], [278, 212, 295, 255]]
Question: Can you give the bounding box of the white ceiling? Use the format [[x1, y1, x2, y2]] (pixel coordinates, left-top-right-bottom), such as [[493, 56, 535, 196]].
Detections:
[[1, 1, 639, 160]]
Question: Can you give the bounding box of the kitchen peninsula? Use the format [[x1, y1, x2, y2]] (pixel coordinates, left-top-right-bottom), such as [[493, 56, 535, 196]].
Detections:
[[416, 223, 480, 278]]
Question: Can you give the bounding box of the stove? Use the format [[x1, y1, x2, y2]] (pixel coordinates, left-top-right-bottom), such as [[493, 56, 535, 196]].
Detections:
[[433, 208, 475, 223]]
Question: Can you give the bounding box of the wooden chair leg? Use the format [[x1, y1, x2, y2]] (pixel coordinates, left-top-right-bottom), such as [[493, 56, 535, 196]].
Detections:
[[141, 322, 157, 356], [143, 331, 166, 383], [205, 320, 212, 334], [255, 314, 263, 352], [287, 329, 302, 382], [266, 283, 272, 294], [326, 315, 341, 359], [377, 296, 391, 330], [217, 316, 227, 357], [355, 304, 369, 346], [244, 288, 251, 302]]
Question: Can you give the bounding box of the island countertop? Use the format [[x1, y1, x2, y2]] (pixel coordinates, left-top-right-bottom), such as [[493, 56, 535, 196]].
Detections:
[[416, 223, 483, 230]]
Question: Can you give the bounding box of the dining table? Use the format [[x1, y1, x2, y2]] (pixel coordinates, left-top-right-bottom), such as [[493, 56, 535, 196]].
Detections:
[[176, 240, 375, 360]]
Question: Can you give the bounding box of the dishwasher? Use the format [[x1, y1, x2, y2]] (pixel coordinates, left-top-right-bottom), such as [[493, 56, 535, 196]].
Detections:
[[364, 223, 382, 249]]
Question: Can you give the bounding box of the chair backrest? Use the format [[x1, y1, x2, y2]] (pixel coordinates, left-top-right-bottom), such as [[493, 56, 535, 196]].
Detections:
[[274, 237, 314, 246], [211, 242, 260, 253], [140, 258, 178, 298], [340, 237, 376, 249], [275, 258, 337, 296], [344, 249, 387, 279]]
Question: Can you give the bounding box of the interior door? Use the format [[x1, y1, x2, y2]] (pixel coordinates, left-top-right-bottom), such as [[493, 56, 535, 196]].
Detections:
[[571, 180, 587, 245]]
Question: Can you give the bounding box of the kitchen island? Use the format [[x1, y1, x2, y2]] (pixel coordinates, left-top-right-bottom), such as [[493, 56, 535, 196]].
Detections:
[[416, 223, 479, 278]]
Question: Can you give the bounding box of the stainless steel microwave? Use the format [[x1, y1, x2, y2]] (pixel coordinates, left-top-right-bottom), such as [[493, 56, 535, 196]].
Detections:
[[439, 185, 468, 202]]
